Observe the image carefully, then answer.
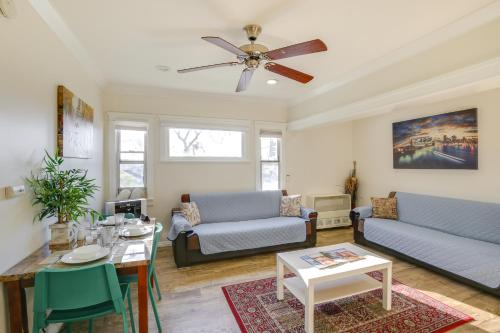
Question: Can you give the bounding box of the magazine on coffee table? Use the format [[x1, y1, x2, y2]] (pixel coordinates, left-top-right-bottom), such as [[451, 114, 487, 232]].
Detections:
[[300, 248, 365, 269]]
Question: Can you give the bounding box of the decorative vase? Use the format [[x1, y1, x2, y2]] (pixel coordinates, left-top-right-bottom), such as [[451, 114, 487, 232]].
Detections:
[[49, 221, 79, 250]]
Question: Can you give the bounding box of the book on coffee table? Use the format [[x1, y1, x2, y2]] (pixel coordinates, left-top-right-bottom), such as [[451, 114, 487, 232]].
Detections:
[[300, 248, 365, 269]]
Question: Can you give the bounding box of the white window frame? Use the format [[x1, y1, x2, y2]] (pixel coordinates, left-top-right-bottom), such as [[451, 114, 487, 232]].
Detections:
[[116, 127, 147, 192], [160, 115, 251, 162], [255, 121, 287, 191], [107, 112, 155, 200]]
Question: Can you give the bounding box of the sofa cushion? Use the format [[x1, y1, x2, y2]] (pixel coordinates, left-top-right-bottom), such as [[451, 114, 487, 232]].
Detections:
[[280, 195, 302, 217], [371, 197, 398, 220], [396, 192, 500, 245], [364, 218, 500, 289], [190, 191, 282, 223], [191, 216, 306, 255], [180, 202, 201, 227]]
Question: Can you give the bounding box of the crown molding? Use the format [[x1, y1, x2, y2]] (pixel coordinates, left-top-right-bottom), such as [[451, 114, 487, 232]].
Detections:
[[288, 56, 500, 130], [104, 83, 289, 106], [289, 1, 500, 107], [29, 0, 105, 86]]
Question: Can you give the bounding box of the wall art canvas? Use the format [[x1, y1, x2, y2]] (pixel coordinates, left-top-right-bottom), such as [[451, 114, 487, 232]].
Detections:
[[393, 108, 478, 169], [57, 85, 94, 158]]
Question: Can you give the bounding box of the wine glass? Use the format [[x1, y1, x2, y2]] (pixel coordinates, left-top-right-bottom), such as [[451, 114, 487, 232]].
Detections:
[[115, 213, 125, 233], [98, 226, 115, 248]]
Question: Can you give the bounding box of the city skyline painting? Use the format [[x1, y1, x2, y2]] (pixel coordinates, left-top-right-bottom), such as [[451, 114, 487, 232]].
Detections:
[[393, 109, 478, 169]]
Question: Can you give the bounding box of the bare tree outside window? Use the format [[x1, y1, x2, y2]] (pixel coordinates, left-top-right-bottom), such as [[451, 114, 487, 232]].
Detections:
[[173, 129, 204, 156], [168, 128, 243, 158]]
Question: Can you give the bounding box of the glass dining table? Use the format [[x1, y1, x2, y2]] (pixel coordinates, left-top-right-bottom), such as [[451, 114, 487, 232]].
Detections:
[[0, 223, 156, 333]]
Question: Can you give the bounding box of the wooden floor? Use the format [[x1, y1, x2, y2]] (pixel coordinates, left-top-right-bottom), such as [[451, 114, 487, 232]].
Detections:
[[81, 228, 500, 333]]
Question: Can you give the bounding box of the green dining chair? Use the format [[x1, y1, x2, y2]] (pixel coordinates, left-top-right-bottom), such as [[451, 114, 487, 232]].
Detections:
[[33, 263, 136, 333], [119, 223, 163, 332], [124, 213, 135, 219]]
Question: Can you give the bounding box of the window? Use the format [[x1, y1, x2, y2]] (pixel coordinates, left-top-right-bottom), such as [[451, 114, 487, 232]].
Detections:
[[161, 117, 249, 161], [259, 130, 282, 191], [169, 128, 243, 158], [117, 128, 147, 191], [107, 113, 154, 201]]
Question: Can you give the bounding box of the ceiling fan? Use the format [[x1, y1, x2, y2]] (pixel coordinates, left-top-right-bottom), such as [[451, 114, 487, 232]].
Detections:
[[177, 24, 327, 92]]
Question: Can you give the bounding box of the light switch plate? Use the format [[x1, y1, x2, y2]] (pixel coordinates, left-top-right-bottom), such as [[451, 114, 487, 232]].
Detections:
[[5, 185, 26, 198]]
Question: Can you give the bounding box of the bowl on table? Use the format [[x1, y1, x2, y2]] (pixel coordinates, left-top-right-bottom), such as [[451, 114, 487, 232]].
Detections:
[[120, 225, 153, 237]]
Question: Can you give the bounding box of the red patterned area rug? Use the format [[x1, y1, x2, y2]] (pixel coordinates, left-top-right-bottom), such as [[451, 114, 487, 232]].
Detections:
[[222, 272, 473, 333]]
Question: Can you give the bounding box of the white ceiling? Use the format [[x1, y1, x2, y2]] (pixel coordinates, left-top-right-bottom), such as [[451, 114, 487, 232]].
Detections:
[[49, 0, 494, 100]]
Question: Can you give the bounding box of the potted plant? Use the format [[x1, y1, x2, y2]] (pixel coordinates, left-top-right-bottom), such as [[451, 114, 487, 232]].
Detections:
[[27, 151, 99, 248]]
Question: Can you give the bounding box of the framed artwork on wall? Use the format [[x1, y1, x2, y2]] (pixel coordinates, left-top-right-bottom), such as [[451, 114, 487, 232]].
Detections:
[[57, 85, 94, 158], [392, 108, 478, 169]]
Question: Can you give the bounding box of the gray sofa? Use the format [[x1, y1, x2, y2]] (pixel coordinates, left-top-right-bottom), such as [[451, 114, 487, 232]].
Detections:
[[168, 190, 317, 267], [351, 192, 500, 297]]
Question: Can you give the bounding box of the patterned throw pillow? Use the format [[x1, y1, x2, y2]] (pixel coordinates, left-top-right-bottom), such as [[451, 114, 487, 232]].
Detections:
[[371, 197, 398, 220], [180, 202, 201, 227], [280, 195, 302, 217]]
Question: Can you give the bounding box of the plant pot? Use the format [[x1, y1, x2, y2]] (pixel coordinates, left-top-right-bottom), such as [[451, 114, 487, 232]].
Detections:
[[49, 221, 79, 250]]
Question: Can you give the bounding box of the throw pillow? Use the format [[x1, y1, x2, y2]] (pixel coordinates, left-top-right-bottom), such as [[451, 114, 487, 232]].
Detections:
[[280, 195, 302, 217], [180, 202, 201, 227], [371, 197, 398, 220]]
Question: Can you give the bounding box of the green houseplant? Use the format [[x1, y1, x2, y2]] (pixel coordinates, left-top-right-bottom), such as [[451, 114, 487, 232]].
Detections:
[[27, 151, 99, 225]]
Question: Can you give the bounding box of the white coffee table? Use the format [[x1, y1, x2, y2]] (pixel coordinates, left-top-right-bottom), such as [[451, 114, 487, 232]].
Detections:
[[277, 242, 392, 333]]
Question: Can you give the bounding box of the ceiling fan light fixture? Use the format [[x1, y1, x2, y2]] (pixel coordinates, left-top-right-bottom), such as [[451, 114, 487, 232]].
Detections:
[[177, 25, 327, 92]]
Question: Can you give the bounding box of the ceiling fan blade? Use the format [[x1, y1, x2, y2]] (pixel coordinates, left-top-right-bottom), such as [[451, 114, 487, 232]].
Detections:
[[264, 39, 327, 60], [202, 36, 248, 57], [264, 62, 313, 83], [236, 68, 254, 92], [177, 61, 240, 73]]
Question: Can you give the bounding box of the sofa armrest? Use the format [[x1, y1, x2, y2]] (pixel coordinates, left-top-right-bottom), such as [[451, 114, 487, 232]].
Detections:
[[167, 212, 193, 241], [352, 205, 372, 219], [301, 207, 318, 221], [350, 206, 370, 243]]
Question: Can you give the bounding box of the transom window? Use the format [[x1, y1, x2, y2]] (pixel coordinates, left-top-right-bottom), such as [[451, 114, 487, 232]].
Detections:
[[117, 128, 147, 191], [168, 128, 243, 158], [161, 117, 249, 161]]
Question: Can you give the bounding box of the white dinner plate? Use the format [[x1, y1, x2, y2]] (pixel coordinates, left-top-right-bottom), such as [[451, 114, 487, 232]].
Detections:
[[72, 244, 102, 260], [99, 219, 115, 226], [61, 246, 110, 264], [120, 225, 153, 237]]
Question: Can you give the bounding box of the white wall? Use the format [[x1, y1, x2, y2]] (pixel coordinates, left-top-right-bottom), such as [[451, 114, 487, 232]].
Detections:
[[103, 86, 288, 227], [104, 86, 359, 228], [353, 88, 500, 206], [285, 122, 354, 199], [289, 17, 500, 122], [0, 1, 103, 331]]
